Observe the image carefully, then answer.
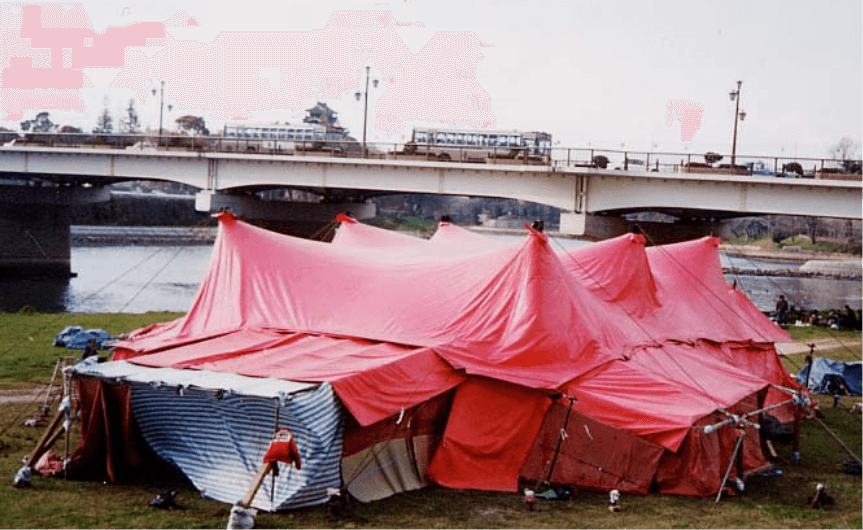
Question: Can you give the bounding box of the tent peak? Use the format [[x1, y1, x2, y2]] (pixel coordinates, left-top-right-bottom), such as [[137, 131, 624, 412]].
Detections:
[[524, 222, 548, 243], [627, 233, 647, 245]]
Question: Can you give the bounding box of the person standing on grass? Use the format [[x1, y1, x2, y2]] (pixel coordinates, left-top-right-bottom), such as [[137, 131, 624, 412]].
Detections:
[[841, 305, 858, 330], [82, 338, 100, 360], [775, 295, 789, 326]]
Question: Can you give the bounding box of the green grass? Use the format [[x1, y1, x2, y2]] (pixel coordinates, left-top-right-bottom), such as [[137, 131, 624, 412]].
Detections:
[[0, 311, 180, 388], [781, 327, 861, 372], [0, 313, 860, 528], [379, 216, 437, 233], [786, 326, 861, 345]]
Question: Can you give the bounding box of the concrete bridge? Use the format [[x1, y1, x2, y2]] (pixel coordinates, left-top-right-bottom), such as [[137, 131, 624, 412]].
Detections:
[[1, 144, 861, 276]]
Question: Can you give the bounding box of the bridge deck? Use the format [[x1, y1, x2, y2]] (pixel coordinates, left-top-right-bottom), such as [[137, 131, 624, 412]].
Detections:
[[1, 145, 860, 220]]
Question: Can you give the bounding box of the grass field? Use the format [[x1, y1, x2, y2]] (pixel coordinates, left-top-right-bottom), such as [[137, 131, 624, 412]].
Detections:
[[0, 312, 860, 528]]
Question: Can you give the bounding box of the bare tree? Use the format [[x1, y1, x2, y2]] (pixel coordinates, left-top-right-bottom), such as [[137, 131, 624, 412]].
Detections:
[[93, 106, 113, 134], [807, 217, 818, 244], [831, 136, 859, 160], [121, 99, 141, 134]]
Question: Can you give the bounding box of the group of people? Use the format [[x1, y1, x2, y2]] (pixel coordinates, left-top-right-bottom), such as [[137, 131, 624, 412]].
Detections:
[[775, 295, 861, 330]]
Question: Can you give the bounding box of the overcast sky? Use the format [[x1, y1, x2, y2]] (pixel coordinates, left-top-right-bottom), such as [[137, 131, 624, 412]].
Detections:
[[5, 0, 862, 160]]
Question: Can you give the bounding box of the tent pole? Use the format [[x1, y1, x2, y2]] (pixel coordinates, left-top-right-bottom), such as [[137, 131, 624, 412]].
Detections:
[[241, 462, 276, 508], [43, 359, 61, 411], [536, 396, 576, 491], [271, 400, 280, 505], [63, 371, 70, 480], [25, 407, 66, 466], [715, 432, 745, 504]]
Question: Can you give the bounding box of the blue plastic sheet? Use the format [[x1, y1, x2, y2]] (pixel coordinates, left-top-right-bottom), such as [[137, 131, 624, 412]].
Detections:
[[796, 358, 862, 396], [53, 326, 115, 350]]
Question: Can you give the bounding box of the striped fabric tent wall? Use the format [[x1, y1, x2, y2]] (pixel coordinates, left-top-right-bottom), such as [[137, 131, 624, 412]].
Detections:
[[131, 382, 343, 510]]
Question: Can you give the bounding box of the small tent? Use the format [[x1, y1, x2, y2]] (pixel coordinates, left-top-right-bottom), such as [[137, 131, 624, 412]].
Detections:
[[70, 213, 803, 509]]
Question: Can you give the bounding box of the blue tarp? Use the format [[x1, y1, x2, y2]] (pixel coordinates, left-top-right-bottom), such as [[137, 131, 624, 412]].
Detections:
[[796, 358, 862, 396], [53, 326, 115, 350]]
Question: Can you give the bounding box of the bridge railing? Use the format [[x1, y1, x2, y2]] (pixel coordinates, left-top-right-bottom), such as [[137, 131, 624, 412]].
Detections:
[[3, 131, 861, 181], [549, 146, 862, 180]]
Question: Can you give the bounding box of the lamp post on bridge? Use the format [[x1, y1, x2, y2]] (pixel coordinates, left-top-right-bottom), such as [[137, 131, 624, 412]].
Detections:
[[152, 80, 172, 146], [729, 80, 747, 167], [355, 66, 378, 158]]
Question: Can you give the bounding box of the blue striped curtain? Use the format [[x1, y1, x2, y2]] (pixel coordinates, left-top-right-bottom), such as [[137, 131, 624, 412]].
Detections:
[[131, 382, 343, 511]]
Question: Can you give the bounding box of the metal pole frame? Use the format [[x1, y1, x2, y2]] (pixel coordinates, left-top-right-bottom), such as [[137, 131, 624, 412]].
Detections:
[[715, 430, 745, 504]]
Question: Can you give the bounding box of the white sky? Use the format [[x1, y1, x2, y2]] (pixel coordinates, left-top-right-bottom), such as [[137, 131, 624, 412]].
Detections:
[[8, 0, 863, 160]]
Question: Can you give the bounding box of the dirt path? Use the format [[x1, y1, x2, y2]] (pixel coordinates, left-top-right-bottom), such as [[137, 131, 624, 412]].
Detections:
[[0, 387, 53, 406], [776, 338, 862, 356]]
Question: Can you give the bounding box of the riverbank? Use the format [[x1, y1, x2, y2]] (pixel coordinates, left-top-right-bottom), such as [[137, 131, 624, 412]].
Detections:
[[71, 226, 217, 246], [719, 243, 861, 263], [721, 244, 861, 279], [723, 266, 861, 281]]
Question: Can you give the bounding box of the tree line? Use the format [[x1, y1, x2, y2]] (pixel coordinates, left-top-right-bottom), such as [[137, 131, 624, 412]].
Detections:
[[0, 100, 208, 138]]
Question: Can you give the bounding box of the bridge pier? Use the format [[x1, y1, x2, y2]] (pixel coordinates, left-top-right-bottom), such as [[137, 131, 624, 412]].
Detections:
[[0, 185, 110, 278], [559, 212, 630, 240], [559, 211, 720, 244], [195, 190, 376, 238]]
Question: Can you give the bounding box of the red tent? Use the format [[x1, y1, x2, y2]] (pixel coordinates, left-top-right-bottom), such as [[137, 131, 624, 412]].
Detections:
[[107, 213, 802, 501]]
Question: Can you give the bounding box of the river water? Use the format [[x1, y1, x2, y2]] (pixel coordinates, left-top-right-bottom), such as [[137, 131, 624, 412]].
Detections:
[[0, 233, 859, 314]]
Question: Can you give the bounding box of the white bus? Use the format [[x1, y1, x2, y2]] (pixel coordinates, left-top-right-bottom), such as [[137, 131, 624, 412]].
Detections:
[[219, 122, 351, 153], [406, 128, 552, 163]]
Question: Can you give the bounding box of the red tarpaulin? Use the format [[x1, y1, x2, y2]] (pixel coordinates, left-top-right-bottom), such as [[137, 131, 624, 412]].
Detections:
[[109, 214, 802, 497]]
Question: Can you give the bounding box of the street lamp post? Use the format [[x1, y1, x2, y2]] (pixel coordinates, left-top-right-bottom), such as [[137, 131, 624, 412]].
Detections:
[[729, 80, 747, 167], [355, 66, 378, 157], [152, 80, 172, 146]]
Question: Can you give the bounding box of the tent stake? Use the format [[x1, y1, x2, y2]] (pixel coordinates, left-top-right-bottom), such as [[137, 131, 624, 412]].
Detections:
[[715, 432, 745, 504]]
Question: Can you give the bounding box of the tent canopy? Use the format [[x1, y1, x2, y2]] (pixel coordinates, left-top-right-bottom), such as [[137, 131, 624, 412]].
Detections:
[[100, 214, 800, 503]]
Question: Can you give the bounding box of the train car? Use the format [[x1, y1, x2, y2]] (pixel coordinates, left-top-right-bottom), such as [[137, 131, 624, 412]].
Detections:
[[404, 127, 552, 163]]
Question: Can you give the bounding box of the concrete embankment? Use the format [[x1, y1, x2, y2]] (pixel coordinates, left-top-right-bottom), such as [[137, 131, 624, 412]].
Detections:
[[723, 266, 861, 280], [720, 244, 861, 280], [71, 226, 217, 246], [719, 244, 860, 264]]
